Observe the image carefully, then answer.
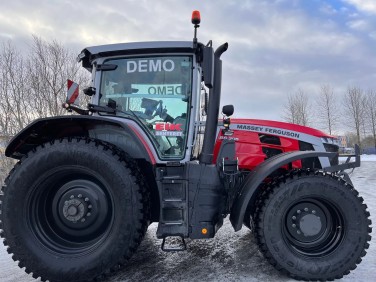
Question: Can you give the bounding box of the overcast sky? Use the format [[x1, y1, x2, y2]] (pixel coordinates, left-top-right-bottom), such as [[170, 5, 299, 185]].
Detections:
[[1, 0, 375, 133]]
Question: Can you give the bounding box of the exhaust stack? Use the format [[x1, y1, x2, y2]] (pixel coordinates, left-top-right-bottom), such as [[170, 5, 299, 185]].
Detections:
[[200, 42, 228, 164]]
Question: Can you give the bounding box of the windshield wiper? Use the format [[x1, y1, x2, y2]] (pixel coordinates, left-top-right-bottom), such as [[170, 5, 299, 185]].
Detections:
[[89, 103, 144, 126]]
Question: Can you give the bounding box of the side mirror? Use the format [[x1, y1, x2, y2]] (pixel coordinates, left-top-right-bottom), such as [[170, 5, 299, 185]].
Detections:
[[222, 105, 234, 117], [83, 87, 96, 96], [202, 46, 214, 88]]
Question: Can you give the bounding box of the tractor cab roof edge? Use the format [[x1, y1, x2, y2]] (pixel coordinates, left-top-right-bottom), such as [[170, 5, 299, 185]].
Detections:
[[78, 41, 195, 71]]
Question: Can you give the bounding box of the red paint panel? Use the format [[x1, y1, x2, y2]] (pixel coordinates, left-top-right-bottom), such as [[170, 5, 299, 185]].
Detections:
[[128, 125, 156, 164]]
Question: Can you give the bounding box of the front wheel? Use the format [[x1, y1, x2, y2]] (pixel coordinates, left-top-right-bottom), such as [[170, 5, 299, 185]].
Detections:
[[0, 138, 149, 281], [255, 170, 372, 280]]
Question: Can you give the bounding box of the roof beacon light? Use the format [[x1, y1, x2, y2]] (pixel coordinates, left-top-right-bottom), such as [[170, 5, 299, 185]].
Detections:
[[192, 10, 200, 48], [191, 10, 201, 25]]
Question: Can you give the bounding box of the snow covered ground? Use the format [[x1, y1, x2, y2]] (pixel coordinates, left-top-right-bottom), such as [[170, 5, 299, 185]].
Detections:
[[360, 155, 376, 162], [1, 159, 375, 282], [339, 154, 376, 162]]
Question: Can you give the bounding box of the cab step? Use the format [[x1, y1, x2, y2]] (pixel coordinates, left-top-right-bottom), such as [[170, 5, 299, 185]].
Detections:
[[161, 236, 187, 252]]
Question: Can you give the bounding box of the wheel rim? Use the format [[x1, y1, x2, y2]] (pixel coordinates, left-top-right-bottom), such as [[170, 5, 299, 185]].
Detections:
[[27, 167, 114, 255], [283, 198, 344, 257]]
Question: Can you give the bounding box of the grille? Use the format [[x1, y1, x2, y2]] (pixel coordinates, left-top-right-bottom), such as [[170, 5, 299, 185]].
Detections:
[[299, 141, 321, 169], [262, 147, 283, 159]]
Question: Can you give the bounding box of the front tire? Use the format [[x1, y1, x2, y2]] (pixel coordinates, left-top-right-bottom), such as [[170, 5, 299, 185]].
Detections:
[[255, 170, 372, 280], [0, 138, 149, 281]]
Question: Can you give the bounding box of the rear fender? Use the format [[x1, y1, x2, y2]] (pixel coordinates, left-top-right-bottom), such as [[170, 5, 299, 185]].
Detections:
[[230, 150, 337, 231], [5, 116, 155, 164]]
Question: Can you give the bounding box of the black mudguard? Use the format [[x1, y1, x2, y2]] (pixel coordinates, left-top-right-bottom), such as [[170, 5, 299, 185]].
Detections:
[[230, 150, 339, 231], [5, 115, 154, 163]]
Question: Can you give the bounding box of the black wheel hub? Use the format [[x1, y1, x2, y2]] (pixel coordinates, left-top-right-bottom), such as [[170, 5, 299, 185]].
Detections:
[[63, 198, 86, 222], [52, 180, 110, 240], [28, 170, 114, 254], [284, 198, 344, 257], [286, 202, 327, 243]]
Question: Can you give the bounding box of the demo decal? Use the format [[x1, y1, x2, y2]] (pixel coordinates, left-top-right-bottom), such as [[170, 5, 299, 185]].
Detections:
[[126, 59, 175, 73]]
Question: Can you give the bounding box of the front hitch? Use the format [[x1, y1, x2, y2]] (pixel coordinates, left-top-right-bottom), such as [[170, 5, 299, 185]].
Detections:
[[323, 144, 360, 172], [323, 144, 360, 185]]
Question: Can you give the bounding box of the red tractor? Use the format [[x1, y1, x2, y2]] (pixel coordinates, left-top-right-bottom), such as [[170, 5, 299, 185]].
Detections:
[[0, 11, 371, 281]]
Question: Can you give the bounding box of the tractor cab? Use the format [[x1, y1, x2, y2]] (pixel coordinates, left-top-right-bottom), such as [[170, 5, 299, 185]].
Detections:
[[73, 11, 225, 164], [77, 42, 199, 161]]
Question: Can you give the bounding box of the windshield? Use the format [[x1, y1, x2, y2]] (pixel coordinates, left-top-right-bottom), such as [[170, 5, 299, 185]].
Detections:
[[100, 55, 193, 159]]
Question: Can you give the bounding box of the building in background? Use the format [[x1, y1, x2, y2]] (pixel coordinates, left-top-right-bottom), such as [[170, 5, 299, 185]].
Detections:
[[336, 135, 355, 154], [336, 135, 348, 148]]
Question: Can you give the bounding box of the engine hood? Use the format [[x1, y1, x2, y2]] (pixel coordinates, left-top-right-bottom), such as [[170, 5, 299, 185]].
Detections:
[[231, 119, 333, 138]]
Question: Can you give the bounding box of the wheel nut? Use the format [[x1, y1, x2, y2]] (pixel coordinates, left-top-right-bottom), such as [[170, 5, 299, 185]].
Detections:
[[292, 216, 296, 220], [85, 198, 89, 202], [88, 205, 92, 209], [297, 210, 301, 214], [70, 195, 74, 199], [304, 208, 308, 212], [292, 224, 296, 228], [312, 210, 316, 214], [297, 230, 301, 234], [81, 218, 86, 222], [87, 213, 91, 217], [78, 194, 82, 198]]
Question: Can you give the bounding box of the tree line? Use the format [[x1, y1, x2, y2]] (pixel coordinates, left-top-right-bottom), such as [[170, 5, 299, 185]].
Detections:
[[0, 36, 90, 182], [283, 85, 376, 151]]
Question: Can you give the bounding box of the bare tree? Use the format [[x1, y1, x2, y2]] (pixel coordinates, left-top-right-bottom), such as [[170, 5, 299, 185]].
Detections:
[[28, 35, 90, 117], [0, 42, 34, 136], [283, 89, 311, 126], [366, 90, 376, 150], [343, 86, 365, 148], [316, 85, 340, 135], [0, 42, 28, 183]]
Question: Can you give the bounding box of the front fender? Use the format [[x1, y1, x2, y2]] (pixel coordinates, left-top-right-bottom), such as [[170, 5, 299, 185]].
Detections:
[[230, 150, 337, 231]]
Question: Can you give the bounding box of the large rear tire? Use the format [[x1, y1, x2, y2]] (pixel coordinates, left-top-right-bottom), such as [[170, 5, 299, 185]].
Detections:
[[0, 138, 149, 281], [255, 170, 372, 280]]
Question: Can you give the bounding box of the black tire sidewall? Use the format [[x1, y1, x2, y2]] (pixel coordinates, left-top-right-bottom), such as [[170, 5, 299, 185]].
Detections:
[[2, 140, 145, 281], [258, 174, 369, 279]]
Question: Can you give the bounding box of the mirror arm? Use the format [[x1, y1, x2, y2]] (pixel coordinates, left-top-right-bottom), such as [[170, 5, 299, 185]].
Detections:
[[62, 103, 90, 115]]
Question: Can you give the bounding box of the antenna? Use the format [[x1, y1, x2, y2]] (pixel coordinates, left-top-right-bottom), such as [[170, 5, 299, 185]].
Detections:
[[191, 10, 201, 49]]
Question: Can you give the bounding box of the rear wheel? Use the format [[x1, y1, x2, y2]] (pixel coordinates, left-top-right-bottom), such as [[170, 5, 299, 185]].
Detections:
[[0, 138, 149, 281], [255, 170, 372, 280]]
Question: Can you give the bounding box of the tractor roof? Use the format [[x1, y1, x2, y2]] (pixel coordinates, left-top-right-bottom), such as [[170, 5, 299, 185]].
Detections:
[[78, 41, 194, 71]]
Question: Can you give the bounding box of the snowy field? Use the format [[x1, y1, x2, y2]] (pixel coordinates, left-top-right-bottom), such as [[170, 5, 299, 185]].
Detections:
[[0, 157, 375, 282]]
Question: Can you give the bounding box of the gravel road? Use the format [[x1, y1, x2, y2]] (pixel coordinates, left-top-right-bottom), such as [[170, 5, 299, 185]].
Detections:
[[1, 162, 375, 282]]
